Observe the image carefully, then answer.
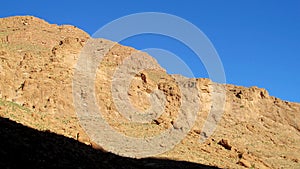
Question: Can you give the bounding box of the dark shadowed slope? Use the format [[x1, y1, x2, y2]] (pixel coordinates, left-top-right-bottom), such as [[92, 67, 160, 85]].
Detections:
[[0, 117, 219, 169]]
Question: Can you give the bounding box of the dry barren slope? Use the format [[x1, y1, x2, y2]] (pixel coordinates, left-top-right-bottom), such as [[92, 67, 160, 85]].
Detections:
[[0, 16, 299, 169]]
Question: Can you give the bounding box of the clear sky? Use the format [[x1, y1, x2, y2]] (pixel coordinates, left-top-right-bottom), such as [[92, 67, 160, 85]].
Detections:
[[1, 0, 299, 103]]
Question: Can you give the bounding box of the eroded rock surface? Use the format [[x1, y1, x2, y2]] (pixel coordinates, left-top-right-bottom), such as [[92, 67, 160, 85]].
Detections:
[[0, 16, 299, 169]]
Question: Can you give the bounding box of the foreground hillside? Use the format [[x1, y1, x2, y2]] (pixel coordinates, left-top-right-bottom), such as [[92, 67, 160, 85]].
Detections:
[[0, 16, 299, 169]]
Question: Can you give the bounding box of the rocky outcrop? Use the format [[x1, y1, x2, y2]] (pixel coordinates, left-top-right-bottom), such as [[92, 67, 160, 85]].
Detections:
[[0, 16, 299, 169]]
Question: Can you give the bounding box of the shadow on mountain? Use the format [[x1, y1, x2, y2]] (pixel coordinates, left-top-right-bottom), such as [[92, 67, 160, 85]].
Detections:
[[0, 117, 219, 169]]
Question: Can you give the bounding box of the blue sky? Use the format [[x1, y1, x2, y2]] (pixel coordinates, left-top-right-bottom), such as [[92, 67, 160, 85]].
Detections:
[[1, 0, 299, 103]]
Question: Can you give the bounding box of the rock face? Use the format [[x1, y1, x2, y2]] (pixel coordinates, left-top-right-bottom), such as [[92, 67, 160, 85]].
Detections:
[[0, 16, 300, 169]]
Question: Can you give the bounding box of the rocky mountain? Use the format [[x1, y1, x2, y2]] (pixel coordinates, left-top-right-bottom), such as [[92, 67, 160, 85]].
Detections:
[[0, 16, 299, 169]]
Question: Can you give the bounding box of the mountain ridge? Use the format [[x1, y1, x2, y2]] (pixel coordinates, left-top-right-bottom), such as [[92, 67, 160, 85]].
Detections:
[[0, 15, 299, 169]]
